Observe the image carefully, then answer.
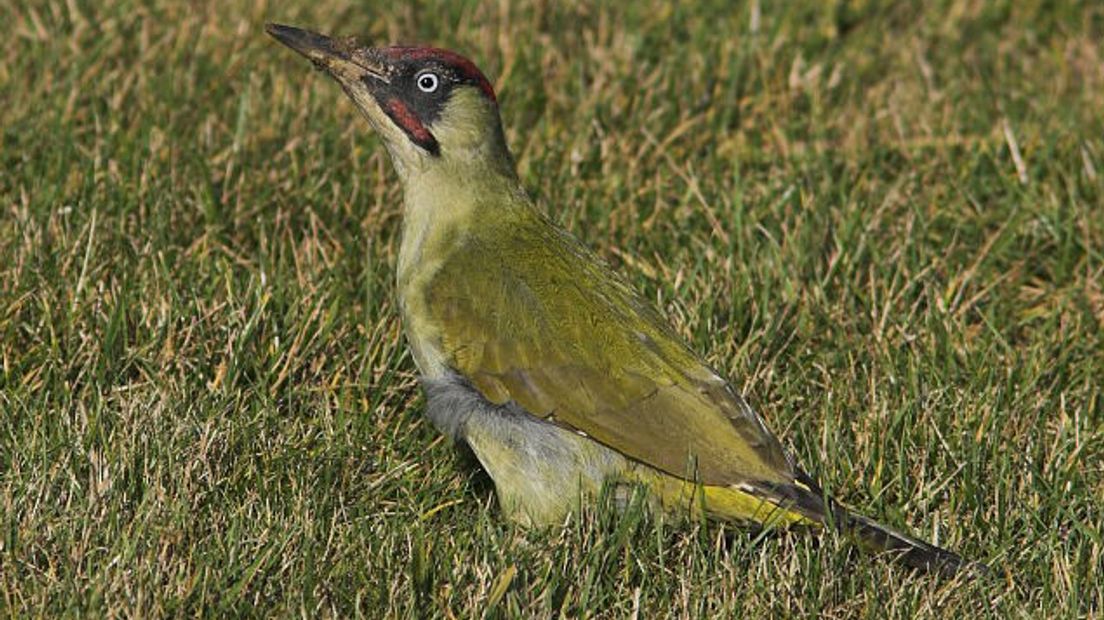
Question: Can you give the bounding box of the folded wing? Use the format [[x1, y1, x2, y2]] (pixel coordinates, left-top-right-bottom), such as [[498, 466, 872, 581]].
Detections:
[[423, 217, 797, 489]]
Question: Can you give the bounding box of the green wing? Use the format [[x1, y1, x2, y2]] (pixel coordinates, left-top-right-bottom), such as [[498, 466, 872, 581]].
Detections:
[[423, 216, 796, 488]]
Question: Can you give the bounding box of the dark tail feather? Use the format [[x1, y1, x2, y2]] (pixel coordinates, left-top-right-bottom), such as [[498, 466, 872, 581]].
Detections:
[[841, 510, 987, 577], [780, 472, 989, 577]]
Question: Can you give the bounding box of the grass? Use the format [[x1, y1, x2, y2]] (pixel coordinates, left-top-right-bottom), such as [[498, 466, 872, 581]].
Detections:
[[1, 0, 1102, 616]]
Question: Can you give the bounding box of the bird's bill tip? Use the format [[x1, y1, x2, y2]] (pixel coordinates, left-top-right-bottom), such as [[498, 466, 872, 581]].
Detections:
[[265, 23, 339, 59], [265, 23, 390, 83]]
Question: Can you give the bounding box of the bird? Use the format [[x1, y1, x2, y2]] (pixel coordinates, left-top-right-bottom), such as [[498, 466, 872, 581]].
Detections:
[[266, 23, 985, 576]]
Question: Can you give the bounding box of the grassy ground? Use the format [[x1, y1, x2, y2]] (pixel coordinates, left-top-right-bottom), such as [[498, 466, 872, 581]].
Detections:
[[2, 0, 1102, 617]]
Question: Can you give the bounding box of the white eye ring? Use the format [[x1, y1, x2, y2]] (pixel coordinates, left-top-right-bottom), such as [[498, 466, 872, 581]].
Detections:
[[416, 72, 440, 93]]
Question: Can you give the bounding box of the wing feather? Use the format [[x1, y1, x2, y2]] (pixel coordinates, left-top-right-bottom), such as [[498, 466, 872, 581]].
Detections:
[[422, 217, 795, 487]]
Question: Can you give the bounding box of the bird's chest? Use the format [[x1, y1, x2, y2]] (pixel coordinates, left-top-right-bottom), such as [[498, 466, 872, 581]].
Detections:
[[398, 294, 450, 381], [396, 221, 456, 381]]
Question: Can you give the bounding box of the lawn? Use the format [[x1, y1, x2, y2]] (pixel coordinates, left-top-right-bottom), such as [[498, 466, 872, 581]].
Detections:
[[1, 0, 1102, 617]]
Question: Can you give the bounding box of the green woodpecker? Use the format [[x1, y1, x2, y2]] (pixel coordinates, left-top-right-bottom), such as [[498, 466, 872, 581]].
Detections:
[[267, 23, 984, 576]]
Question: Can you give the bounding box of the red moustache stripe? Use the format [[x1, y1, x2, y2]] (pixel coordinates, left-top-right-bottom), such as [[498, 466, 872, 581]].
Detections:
[[385, 98, 438, 153]]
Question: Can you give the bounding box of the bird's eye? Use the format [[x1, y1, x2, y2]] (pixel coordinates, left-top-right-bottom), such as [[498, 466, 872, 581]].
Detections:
[[416, 72, 440, 93]]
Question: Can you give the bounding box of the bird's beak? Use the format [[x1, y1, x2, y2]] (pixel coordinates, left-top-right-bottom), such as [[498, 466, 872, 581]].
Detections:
[[265, 23, 390, 85]]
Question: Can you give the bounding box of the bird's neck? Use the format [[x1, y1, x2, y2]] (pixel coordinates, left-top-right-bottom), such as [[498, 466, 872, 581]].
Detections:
[[394, 157, 531, 378], [396, 157, 529, 290]]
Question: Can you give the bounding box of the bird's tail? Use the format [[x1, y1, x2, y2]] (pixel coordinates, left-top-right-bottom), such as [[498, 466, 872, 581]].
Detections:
[[839, 509, 980, 577], [780, 472, 988, 577]]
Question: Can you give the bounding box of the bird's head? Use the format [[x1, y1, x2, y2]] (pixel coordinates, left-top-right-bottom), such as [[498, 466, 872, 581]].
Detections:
[[266, 23, 512, 179]]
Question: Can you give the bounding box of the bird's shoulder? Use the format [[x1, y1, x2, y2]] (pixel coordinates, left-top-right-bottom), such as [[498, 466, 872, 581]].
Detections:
[[428, 215, 680, 367]]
